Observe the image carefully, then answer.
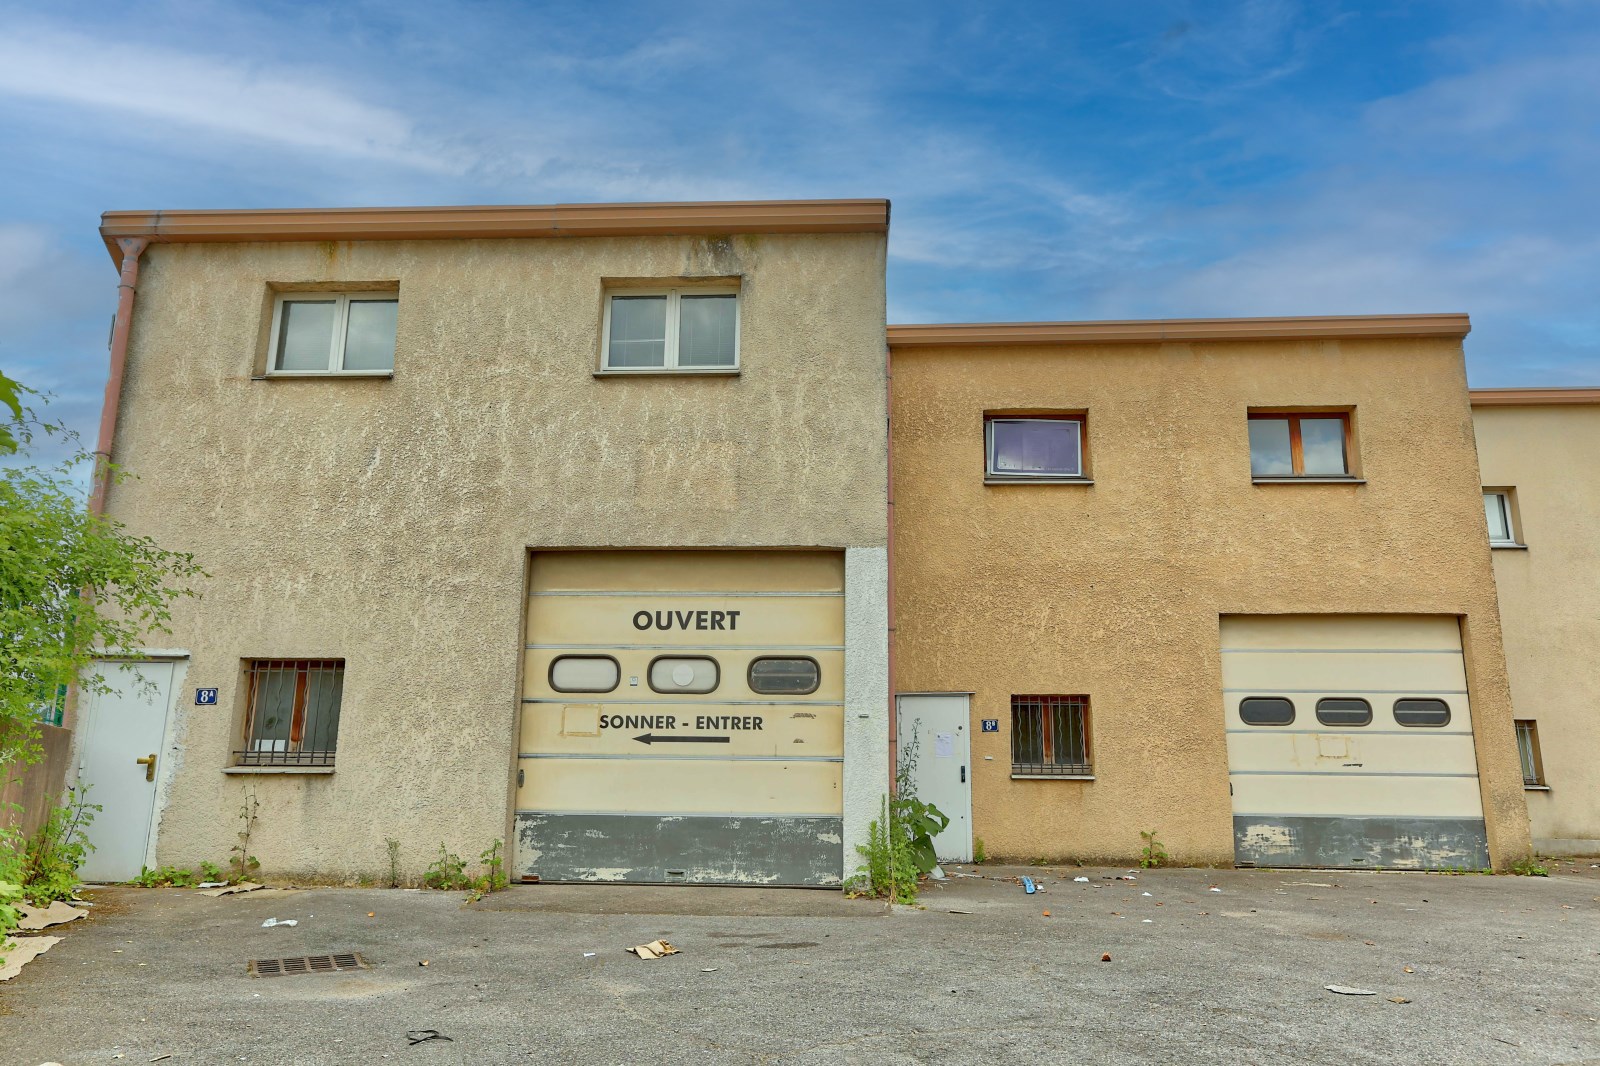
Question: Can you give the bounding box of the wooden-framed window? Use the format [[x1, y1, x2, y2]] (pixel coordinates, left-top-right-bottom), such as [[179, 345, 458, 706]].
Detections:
[[984, 414, 1087, 481], [267, 293, 397, 374], [237, 659, 344, 767], [1247, 412, 1352, 479], [1515, 719, 1546, 787], [601, 287, 740, 371], [1010, 694, 1091, 777]]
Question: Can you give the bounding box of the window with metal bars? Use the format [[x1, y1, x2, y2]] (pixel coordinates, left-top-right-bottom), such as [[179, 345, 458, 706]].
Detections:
[[1011, 694, 1091, 776], [236, 660, 344, 767]]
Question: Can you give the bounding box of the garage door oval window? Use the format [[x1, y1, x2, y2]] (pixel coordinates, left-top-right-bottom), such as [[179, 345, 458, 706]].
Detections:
[[1393, 698, 1451, 727], [648, 656, 720, 694], [1239, 697, 1295, 726], [549, 655, 620, 693], [1315, 697, 1373, 727], [748, 657, 821, 695]]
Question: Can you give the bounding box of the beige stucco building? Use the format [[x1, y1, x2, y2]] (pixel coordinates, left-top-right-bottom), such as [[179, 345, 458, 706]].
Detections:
[[73, 198, 1544, 885], [1472, 389, 1600, 855], [889, 319, 1532, 870], [79, 201, 892, 885]]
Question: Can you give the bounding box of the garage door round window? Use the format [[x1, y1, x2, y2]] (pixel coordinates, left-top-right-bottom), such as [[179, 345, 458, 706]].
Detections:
[[1239, 697, 1295, 726], [549, 655, 620, 693], [649, 656, 719, 694], [748, 658, 821, 695], [1394, 698, 1451, 727], [1315, 697, 1373, 727]]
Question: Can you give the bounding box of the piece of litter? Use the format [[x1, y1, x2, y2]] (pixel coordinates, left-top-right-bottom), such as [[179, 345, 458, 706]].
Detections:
[[1100, 953, 1112, 962], [1142, 892, 1153, 897], [1142, 919, 1153, 923], [1387, 996, 1411, 1004], [367, 912, 375, 917], [200, 882, 263, 898], [947, 909, 973, 915], [1325, 985, 1377, 996], [582, 952, 597, 958], [406, 1030, 452, 1045], [1042, 910, 1051, 917], [627, 939, 680, 960], [1209, 887, 1222, 893], [15, 901, 87, 931], [196, 881, 228, 889], [260, 918, 297, 928], [1021, 876, 1037, 894], [1073, 876, 1089, 883], [151, 1056, 174, 1063], [701, 967, 718, 972], [419, 960, 430, 967], [0, 935, 63, 982]]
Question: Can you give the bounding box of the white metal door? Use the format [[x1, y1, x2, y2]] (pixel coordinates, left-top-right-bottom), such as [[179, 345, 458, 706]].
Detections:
[[897, 694, 973, 863], [77, 661, 175, 882]]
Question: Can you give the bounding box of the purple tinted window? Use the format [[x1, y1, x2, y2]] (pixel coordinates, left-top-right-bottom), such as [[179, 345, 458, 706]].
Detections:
[[988, 419, 1082, 477]]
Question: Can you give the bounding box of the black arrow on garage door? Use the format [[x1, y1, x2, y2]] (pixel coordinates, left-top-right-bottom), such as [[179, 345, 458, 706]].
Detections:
[[633, 733, 731, 745]]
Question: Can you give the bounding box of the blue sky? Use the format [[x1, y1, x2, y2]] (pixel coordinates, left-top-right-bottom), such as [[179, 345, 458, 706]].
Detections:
[[2, 1, 1597, 460]]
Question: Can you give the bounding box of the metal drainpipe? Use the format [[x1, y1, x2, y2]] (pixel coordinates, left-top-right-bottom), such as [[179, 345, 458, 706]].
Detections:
[[885, 340, 897, 791], [88, 236, 150, 517]]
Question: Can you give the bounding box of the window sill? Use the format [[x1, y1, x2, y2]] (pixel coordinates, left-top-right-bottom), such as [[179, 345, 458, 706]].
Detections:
[[1252, 476, 1366, 485], [984, 477, 1093, 486], [1011, 773, 1095, 781], [253, 371, 393, 380], [1491, 542, 1528, 551], [1523, 783, 1551, 791], [224, 766, 336, 775], [594, 368, 740, 377]]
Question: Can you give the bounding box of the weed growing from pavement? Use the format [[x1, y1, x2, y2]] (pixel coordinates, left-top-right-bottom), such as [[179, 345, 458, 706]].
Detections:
[[973, 837, 988, 864], [230, 789, 261, 883], [1510, 857, 1550, 876], [6, 784, 100, 903], [846, 731, 949, 904], [386, 838, 402, 887], [1139, 829, 1170, 869]]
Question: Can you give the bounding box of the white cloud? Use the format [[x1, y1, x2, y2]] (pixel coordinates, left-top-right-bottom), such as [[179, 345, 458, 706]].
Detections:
[[0, 25, 460, 172]]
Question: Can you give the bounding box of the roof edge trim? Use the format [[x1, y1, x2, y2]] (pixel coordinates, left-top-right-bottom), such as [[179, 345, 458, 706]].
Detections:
[[99, 199, 891, 266], [1469, 387, 1600, 407], [887, 314, 1472, 347]]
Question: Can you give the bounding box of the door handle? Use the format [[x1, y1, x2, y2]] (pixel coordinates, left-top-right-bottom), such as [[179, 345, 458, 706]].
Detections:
[[135, 753, 156, 782], [960, 766, 966, 784]]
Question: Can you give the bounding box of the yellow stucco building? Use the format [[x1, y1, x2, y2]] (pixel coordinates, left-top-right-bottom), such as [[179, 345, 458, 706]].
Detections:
[[71, 198, 1544, 883]]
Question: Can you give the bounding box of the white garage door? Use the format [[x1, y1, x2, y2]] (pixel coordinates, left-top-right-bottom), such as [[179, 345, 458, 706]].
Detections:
[[1222, 615, 1489, 870]]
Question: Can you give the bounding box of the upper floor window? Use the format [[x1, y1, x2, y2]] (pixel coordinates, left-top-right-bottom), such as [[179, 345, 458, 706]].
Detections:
[[603, 288, 739, 371], [1484, 490, 1520, 546], [985, 417, 1084, 480], [1248, 412, 1351, 479], [269, 293, 397, 374]]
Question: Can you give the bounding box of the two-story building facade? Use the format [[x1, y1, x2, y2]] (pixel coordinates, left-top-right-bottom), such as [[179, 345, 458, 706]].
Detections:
[[77, 201, 892, 886], [71, 198, 1538, 883]]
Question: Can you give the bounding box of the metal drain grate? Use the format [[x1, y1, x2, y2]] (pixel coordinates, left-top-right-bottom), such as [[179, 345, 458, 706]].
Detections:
[[248, 952, 370, 978]]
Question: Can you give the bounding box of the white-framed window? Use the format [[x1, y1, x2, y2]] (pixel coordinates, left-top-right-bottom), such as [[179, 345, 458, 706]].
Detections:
[[1484, 489, 1519, 546], [985, 417, 1084, 479], [602, 287, 739, 371], [267, 292, 398, 375]]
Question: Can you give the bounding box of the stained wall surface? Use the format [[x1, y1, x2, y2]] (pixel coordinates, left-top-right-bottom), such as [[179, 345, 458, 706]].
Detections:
[[890, 336, 1532, 867], [1473, 403, 1600, 853], [104, 232, 889, 881]]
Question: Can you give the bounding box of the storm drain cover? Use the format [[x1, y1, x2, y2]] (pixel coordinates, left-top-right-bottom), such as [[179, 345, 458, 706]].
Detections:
[[248, 952, 370, 978]]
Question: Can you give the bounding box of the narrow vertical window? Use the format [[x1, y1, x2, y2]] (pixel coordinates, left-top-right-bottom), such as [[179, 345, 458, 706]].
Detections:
[[1515, 720, 1545, 786], [1484, 490, 1519, 546]]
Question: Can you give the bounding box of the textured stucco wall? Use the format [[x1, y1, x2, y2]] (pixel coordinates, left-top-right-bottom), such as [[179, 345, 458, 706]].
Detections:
[[1474, 404, 1600, 853], [843, 546, 891, 873], [105, 232, 888, 881], [891, 336, 1531, 868]]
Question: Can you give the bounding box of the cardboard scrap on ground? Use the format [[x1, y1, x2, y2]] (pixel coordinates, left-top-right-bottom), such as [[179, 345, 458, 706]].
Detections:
[[0, 936, 63, 981], [199, 882, 263, 897], [627, 939, 680, 960], [16, 901, 87, 930], [1325, 984, 1378, 996]]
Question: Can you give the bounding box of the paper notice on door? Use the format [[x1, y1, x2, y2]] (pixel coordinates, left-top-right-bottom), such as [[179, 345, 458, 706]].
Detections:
[[935, 732, 954, 758]]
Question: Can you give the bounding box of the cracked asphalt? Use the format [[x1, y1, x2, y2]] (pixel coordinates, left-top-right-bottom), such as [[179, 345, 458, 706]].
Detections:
[[2, 861, 1597, 1065]]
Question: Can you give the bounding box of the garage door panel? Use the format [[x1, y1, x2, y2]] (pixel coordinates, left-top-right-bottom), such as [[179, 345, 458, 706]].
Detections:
[[531, 550, 844, 594], [524, 648, 845, 702], [1229, 774, 1485, 818], [529, 595, 844, 649], [519, 759, 842, 816], [520, 703, 846, 758], [1225, 731, 1480, 776], [1220, 614, 1486, 871], [1221, 652, 1468, 693]]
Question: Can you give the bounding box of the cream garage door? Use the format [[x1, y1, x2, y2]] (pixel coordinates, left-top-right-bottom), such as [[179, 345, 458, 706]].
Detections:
[[1222, 615, 1489, 870], [516, 550, 845, 886]]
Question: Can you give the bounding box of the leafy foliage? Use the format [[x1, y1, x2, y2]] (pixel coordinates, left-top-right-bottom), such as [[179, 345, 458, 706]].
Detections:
[[1139, 829, 1170, 869], [0, 375, 205, 770], [130, 865, 199, 888], [230, 790, 260, 882], [1509, 857, 1549, 877], [848, 732, 950, 903], [1, 785, 101, 904], [424, 843, 470, 890]]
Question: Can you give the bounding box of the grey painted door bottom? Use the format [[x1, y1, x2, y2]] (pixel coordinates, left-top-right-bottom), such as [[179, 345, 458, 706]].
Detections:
[[515, 811, 845, 887], [1234, 814, 1491, 870]]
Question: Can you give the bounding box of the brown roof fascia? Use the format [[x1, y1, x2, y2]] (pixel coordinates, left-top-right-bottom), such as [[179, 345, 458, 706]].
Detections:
[[1469, 387, 1600, 407], [886, 314, 1472, 348], [99, 198, 891, 265]]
